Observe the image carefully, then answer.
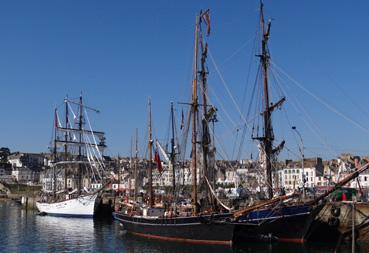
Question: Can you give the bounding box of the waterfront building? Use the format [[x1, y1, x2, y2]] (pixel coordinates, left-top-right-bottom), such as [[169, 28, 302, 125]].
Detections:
[[277, 158, 324, 192], [8, 152, 44, 185]]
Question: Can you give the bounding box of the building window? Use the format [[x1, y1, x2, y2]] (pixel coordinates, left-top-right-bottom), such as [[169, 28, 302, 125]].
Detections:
[[365, 176, 367, 182]]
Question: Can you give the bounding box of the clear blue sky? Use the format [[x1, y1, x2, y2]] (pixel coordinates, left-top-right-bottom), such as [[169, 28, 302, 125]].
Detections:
[[0, 1, 368, 161]]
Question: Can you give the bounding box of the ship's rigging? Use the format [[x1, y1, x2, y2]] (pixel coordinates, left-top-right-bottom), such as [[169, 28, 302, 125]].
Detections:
[[46, 95, 106, 194]]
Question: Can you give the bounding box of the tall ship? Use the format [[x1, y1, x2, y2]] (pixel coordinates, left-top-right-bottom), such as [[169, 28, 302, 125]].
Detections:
[[230, 2, 324, 243], [232, 1, 369, 244], [114, 9, 235, 246], [36, 95, 107, 218]]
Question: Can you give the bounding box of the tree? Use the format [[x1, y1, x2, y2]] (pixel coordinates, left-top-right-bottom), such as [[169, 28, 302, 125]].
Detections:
[[0, 147, 10, 163]]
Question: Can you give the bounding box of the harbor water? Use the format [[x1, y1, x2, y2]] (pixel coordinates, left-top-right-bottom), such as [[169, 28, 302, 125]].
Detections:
[[0, 199, 368, 253]]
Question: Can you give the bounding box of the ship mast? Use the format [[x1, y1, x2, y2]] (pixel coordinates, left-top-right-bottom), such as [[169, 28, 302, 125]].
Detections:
[[148, 98, 154, 207], [170, 102, 176, 198], [51, 96, 105, 197], [53, 108, 57, 197], [64, 97, 69, 160], [191, 13, 199, 215], [64, 96, 69, 190], [253, 2, 285, 199], [134, 128, 138, 202], [129, 137, 133, 198], [77, 95, 83, 195], [198, 9, 214, 208], [260, 1, 273, 199]]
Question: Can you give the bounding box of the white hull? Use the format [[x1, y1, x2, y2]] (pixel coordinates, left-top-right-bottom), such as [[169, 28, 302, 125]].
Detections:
[[36, 194, 98, 218]]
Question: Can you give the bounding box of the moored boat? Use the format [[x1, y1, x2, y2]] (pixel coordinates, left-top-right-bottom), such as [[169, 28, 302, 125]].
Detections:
[[114, 212, 234, 245], [114, 9, 235, 246], [36, 95, 107, 218], [234, 202, 324, 243], [36, 194, 98, 218]]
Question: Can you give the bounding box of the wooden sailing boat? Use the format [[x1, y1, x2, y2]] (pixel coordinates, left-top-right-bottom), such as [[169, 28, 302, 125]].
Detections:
[[36, 95, 107, 217], [232, 1, 369, 244], [113, 10, 235, 245]]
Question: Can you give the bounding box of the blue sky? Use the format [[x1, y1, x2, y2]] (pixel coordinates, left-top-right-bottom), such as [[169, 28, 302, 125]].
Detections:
[[0, 1, 368, 161]]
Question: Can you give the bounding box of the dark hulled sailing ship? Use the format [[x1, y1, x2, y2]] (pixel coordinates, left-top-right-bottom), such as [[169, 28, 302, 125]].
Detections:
[[232, 2, 369, 244], [113, 10, 235, 246], [231, 2, 326, 243]]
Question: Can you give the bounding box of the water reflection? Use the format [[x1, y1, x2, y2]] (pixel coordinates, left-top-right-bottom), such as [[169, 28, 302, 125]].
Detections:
[[0, 200, 124, 253], [1, 200, 369, 253], [122, 234, 233, 253], [35, 216, 95, 252]]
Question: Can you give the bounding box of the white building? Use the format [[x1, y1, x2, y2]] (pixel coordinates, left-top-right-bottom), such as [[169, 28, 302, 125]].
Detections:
[[8, 153, 43, 184], [12, 167, 40, 184], [277, 158, 324, 192]]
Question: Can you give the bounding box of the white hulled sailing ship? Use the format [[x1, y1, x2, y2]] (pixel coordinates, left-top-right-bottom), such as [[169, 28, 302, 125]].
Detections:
[[36, 95, 107, 217]]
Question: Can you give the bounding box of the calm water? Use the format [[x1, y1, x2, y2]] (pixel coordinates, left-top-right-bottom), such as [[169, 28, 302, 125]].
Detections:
[[0, 199, 367, 253]]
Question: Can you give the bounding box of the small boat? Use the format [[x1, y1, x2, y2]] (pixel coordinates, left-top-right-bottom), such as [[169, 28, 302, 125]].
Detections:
[[36, 95, 107, 218]]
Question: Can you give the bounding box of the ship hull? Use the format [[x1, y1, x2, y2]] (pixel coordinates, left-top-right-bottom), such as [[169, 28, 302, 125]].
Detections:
[[309, 202, 369, 242], [113, 212, 234, 245], [234, 204, 324, 244], [36, 194, 98, 218]]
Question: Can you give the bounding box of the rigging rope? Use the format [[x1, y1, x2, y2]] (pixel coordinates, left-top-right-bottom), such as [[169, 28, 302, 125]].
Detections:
[[82, 129, 103, 180], [270, 64, 339, 157], [208, 49, 252, 130], [204, 176, 232, 211], [84, 108, 104, 163], [271, 61, 369, 135]]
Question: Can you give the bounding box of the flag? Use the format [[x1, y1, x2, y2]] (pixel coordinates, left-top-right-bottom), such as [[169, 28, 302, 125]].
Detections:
[[154, 150, 162, 173], [202, 10, 211, 35]]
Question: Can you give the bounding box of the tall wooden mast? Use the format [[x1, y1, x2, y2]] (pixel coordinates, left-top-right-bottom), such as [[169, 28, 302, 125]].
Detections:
[[134, 128, 138, 201], [148, 98, 154, 207], [191, 14, 199, 215], [77, 94, 83, 195], [253, 2, 285, 199], [53, 108, 58, 197], [129, 137, 133, 198], [64, 96, 69, 190], [170, 102, 176, 197], [64, 96, 69, 160], [199, 9, 213, 208], [260, 2, 273, 199]]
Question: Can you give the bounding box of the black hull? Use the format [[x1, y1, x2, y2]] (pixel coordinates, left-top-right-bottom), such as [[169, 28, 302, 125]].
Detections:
[[113, 212, 234, 245], [234, 203, 324, 244], [306, 219, 341, 243]]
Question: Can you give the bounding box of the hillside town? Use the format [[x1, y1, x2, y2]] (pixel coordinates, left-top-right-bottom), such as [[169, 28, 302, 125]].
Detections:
[[1, 147, 368, 200]]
